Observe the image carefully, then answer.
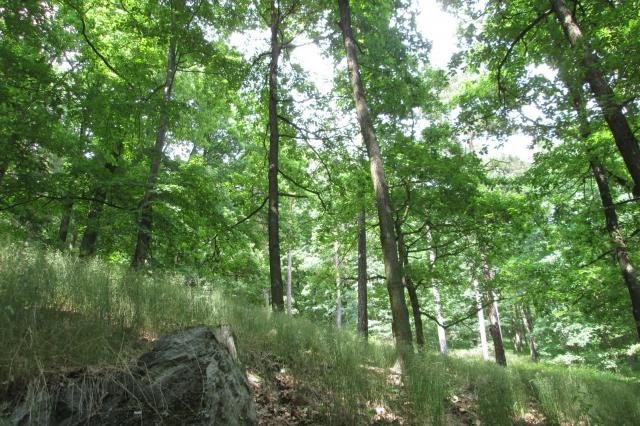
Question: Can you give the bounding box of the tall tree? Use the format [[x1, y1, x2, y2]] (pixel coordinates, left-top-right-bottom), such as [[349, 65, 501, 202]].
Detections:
[[337, 0, 412, 349]]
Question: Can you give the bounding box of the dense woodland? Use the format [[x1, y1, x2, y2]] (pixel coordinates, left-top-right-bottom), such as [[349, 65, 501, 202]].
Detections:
[[3, 0, 640, 423]]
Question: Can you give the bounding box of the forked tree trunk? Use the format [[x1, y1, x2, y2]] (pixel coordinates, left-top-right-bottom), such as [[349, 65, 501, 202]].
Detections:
[[286, 249, 292, 315], [80, 140, 124, 257], [472, 276, 490, 360], [131, 38, 178, 268], [550, 0, 640, 196], [267, 0, 284, 311], [338, 0, 412, 349], [334, 241, 343, 329], [521, 306, 540, 362], [357, 208, 368, 339]]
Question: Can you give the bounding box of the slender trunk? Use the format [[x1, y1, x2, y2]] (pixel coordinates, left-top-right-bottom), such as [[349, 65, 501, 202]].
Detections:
[[431, 284, 448, 356], [427, 229, 447, 355], [80, 140, 124, 257], [591, 162, 640, 339], [513, 306, 525, 353], [267, 0, 284, 310], [550, 0, 640, 196], [357, 208, 368, 339], [560, 67, 640, 340], [473, 276, 490, 360], [338, 0, 412, 349], [131, 38, 178, 268], [286, 249, 292, 315], [334, 241, 343, 329], [521, 306, 540, 362], [263, 288, 270, 309], [481, 253, 507, 366], [488, 292, 507, 366], [57, 197, 73, 249], [396, 220, 425, 347]]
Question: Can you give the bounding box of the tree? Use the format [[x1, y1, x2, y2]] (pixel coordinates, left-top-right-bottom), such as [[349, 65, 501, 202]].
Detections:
[[336, 0, 412, 349]]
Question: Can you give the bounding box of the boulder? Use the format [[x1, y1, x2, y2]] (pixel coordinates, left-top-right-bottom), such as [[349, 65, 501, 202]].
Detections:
[[4, 326, 257, 425]]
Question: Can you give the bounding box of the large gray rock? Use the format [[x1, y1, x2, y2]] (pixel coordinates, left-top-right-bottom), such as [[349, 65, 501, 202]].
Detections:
[[4, 326, 258, 425]]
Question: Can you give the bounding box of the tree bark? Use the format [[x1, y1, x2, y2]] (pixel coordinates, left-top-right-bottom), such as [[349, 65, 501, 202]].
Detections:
[[396, 220, 425, 347], [482, 253, 507, 366], [427, 229, 447, 355], [521, 306, 540, 362], [338, 0, 412, 349], [560, 66, 640, 341], [57, 197, 73, 249], [286, 249, 293, 315], [512, 305, 525, 353], [131, 37, 178, 268], [357, 208, 368, 339], [472, 276, 490, 360], [267, 0, 284, 311], [334, 241, 343, 329], [488, 291, 507, 366], [591, 162, 640, 339], [80, 140, 124, 258], [549, 0, 640, 196]]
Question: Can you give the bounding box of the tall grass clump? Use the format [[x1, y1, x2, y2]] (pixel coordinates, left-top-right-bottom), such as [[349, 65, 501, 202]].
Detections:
[[403, 353, 449, 425]]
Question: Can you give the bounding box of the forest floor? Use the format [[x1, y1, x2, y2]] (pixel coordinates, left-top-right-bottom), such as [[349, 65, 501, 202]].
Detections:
[[1, 243, 640, 425]]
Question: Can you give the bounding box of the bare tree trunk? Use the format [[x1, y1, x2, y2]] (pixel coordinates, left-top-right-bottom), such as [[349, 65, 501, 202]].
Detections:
[[286, 249, 292, 315], [550, 0, 640, 196], [357, 208, 368, 339], [338, 0, 412, 349], [263, 288, 271, 309], [472, 276, 490, 360], [131, 38, 177, 268], [488, 291, 507, 366], [521, 306, 540, 362], [57, 197, 73, 249], [396, 220, 425, 347], [431, 284, 448, 356], [427, 229, 447, 355], [334, 241, 343, 329], [267, 0, 284, 311]]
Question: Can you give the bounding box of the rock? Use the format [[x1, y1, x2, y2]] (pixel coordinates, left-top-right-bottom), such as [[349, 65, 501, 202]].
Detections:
[[3, 326, 257, 425]]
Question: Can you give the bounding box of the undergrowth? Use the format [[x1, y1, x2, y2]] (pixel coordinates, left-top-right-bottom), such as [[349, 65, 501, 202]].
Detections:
[[1, 240, 640, 424]]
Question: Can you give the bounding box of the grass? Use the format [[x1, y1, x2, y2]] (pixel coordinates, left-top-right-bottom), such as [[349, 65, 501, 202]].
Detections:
[[1, 240, 640, 424]]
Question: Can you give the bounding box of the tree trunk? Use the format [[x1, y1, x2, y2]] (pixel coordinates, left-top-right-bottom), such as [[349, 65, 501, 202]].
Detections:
[[396, 220, 425, 347], [57, 197, 73, 249], [431, 284, 448, 356], [472, 277, 490, 360], [591, 162, 640, 339], [488, 292, 507, 366], [513, 306, 525, 353], [560, 67, 640, 340], [334, 241, 343, 329], [549, 0, 640, 196], [481, 253, 507, 366], [286, 249, 292, 315], [80, 140, 124, 258], [267, 0, 284, 311], [521, 306, 540, 362], [357, 208, 368, 339], [131, 37, 178, 268], [338, 0, 412, 349], [427, 229, 447, 355]]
